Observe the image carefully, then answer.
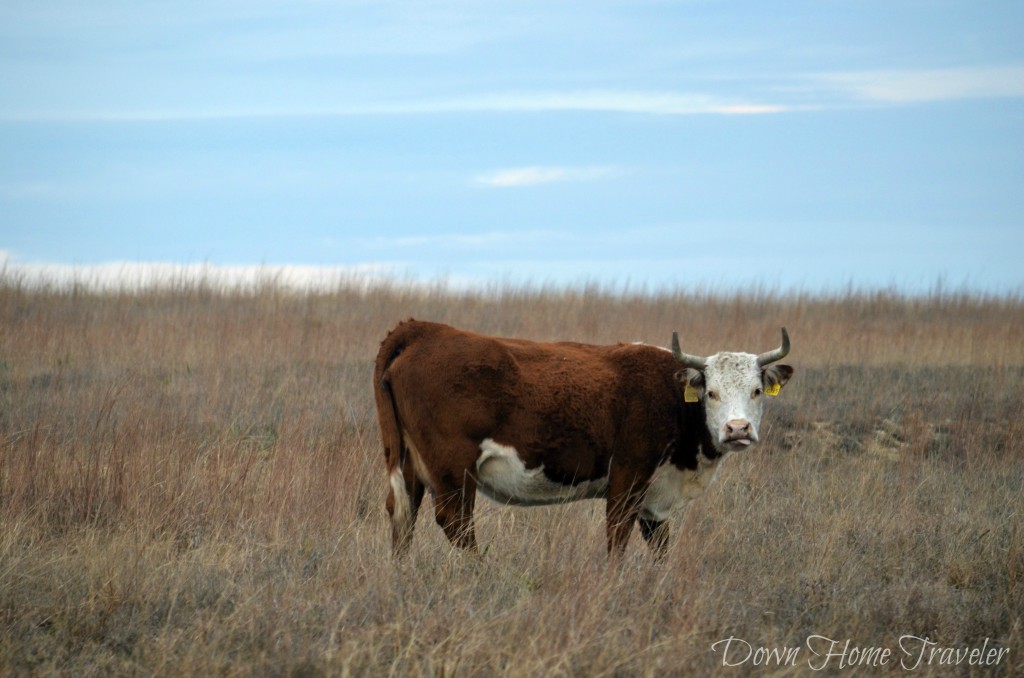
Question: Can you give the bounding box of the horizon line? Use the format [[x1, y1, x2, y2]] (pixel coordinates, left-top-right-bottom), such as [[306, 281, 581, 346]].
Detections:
[[1, 257, 1020, 300]]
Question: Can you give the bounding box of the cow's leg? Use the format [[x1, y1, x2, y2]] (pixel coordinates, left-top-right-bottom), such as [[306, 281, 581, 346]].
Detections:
[[386, 457, 425, 556], [433, 471, 478, 551], [605, 471, 647, 554], [638, 518, 670, 558]]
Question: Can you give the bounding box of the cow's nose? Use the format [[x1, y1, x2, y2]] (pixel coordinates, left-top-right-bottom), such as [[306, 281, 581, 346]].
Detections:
[[725, 419, 752, 439]]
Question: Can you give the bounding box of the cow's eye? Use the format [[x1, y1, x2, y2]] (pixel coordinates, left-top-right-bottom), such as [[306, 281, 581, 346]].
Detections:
[[707, 390, 718, 401], [753, 388, 763, 398]]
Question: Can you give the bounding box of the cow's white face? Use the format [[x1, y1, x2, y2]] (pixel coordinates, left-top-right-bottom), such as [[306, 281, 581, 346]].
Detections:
[[680, 352, 793, 453]]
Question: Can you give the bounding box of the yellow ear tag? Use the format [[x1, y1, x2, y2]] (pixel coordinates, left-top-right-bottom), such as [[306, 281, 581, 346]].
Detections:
[[684, 383, 700, 403], [764, 382, 781, 397]]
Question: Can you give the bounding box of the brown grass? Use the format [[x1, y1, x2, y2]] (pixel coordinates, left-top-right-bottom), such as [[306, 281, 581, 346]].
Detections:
[[1, 277, 1022, 676]]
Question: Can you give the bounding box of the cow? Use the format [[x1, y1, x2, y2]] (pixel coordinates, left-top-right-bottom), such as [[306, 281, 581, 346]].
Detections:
[[373, 319, 793, 557]]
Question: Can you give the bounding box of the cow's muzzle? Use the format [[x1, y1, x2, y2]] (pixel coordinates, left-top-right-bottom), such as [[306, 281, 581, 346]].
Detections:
[[723, 419, 755, 448]]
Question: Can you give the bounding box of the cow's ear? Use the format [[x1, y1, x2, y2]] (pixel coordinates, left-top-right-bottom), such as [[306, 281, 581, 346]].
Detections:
[[674, 367, 704, 388], [675, 368, 705, 402], [762, 364, 794, 393]]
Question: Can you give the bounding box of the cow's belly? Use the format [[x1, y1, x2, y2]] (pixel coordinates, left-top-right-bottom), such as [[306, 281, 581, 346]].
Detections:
[[475, 438, 608, 506]]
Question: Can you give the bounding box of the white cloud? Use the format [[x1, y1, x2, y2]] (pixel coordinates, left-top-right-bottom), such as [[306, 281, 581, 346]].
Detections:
[[476, 165, 620, 188], [377, 91, 791, 117], [1, 90, 792, 123], [0, 258, 399, 292], [811, 65, 1024, 104], [12, 66, 1021, 123]]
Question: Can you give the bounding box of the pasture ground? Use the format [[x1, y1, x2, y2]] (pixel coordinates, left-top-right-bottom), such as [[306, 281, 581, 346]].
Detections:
[[1, 278, 1022, 676]]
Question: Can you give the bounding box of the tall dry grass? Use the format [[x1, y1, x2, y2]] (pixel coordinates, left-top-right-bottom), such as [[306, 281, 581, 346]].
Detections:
[[1, 276, 1022, 676]]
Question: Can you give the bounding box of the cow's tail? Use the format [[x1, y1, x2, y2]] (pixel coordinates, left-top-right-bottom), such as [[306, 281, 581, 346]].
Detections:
[[374, 326, 416, 554]]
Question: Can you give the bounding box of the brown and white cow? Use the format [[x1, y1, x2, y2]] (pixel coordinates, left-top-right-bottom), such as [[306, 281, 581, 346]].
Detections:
[[373, 319, 793, 556]]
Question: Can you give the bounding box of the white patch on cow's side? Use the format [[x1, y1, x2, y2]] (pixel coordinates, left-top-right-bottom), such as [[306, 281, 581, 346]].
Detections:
[[476, 438, 608, 506], [640, 452, 729, 522], [389, 465, 411, 532]]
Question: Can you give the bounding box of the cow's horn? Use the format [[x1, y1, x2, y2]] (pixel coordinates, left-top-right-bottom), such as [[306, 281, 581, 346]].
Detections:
[[671, 331, 707, 370], [756, 327, 791, 367]]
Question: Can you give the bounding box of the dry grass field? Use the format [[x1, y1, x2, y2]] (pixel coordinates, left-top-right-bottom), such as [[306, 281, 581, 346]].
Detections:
[[1, 276, 1022, 676]]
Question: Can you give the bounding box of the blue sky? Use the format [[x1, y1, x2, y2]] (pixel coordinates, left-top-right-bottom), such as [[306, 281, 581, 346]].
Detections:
[[2, 0, 1023, 293]]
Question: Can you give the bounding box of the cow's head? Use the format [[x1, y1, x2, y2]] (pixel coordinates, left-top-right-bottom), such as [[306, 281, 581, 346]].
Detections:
[[672, 328, 793, 453]]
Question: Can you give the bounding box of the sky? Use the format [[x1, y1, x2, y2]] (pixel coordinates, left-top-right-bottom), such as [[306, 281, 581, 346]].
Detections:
[[1, 0, 1023, 294]]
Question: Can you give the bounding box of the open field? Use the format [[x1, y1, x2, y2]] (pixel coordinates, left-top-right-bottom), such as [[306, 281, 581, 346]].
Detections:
[[1, 278, 1022, 676]]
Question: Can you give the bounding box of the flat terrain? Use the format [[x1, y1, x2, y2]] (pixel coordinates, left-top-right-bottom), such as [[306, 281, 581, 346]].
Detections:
[[1, 279, 1022, 676]]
